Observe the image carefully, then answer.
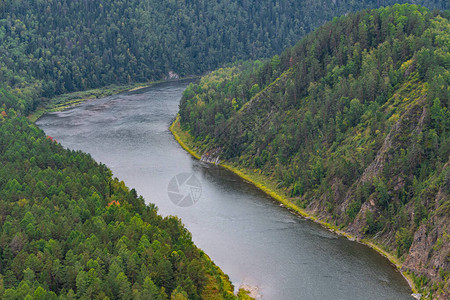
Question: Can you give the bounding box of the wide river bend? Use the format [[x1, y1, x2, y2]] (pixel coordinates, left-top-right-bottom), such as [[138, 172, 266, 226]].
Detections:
[[37, 80, 413, 299]]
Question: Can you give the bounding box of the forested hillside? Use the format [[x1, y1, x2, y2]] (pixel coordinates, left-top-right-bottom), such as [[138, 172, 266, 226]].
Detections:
[[178, 5, 449, 298], [0, 0, 447, 114], [0, 1, 448, 299], [0, 114, 239, 299]]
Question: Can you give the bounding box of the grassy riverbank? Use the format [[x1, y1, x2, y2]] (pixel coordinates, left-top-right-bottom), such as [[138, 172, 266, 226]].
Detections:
[[170, 115, 419, 295], [29, 78, 198, 123], [29, 83, 146, 122]]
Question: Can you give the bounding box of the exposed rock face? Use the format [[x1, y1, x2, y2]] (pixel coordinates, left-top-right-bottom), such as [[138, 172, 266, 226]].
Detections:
[[402, 189, 449, 299], [339, 97, 426, 217], [331, 100, 449, 298], [167, 71, 180, 79], [201, 148, 221, 164]]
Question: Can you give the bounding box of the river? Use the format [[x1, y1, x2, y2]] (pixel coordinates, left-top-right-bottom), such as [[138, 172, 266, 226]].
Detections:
[[36, 80, 413, 299]]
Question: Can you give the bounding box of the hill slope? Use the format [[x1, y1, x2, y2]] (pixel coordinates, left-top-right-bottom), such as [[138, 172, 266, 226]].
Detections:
[[177, 4, 450, 298], [0, 115, 239, 299], [0, 0, 447, 114]]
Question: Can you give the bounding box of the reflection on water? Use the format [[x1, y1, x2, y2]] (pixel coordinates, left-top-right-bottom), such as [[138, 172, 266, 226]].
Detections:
[[37, 81, 412, 299]]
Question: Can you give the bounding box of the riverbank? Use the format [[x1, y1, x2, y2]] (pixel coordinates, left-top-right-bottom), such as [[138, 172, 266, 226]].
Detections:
[[169, 115, 419, 296], [30, 81, 247, 300], [28, 78, 198, 123]]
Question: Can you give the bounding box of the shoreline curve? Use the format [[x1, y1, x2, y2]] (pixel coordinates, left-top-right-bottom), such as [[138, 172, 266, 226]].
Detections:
[[169, 114, 419, 296]]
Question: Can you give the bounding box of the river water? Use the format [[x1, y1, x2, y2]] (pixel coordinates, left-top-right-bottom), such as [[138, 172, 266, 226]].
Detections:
[[36, 80, 413, 299]]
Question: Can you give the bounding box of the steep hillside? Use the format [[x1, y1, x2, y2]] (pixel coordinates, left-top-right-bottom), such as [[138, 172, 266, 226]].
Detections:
[[0, 114, 240, 299], [0, 0, 447, 114], [177, 5, 449, 298]]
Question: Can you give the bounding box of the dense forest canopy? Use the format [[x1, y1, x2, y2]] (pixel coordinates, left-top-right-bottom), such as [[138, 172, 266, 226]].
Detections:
[[178, 4, 449, 297], [0, 0, 448, 114], [0, 0, 448, 299], [0, 116, 238, 299]]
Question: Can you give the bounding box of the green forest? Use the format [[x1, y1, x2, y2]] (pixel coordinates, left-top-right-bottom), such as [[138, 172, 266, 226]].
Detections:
[[0, 0, 449, 299], [178, 4, 449, 298], [0, 0, 447, 114], [0, 116, 241, 299]]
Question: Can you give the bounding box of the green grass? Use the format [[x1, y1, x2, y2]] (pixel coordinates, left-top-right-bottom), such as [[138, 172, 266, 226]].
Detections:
[[29, 78, 200, 122], [169, 115, 202, 160], [28, 83, 151, 122]]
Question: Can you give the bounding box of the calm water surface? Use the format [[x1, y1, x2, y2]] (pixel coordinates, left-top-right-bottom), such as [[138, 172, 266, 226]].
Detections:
[[37, 81, 413, 299]]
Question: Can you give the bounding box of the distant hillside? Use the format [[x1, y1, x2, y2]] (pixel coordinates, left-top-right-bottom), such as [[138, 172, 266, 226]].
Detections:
[[0, 0, 447, 114], [178, 5, 449, 298]]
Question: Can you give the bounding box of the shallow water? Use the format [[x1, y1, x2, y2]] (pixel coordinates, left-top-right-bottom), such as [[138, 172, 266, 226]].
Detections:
[[37, 81, 413, 299]]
